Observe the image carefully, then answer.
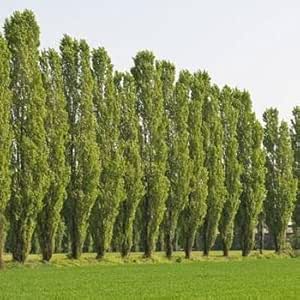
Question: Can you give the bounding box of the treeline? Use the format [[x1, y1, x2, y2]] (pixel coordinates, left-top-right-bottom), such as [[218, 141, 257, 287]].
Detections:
[[0, 10, 299, 265]]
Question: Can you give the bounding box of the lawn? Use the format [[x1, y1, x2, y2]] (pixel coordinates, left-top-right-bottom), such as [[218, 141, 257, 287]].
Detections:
[[1, 252, 300, 299]]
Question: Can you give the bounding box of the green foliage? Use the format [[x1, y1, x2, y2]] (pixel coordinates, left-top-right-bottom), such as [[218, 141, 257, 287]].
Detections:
[[89, 48, 125, 258], [263, 108, 297, 252], [218, 87, 242, 256], [161, 65, 191, 258], [37, 49, 70, 261], [0, 35, 12, 267], [276, 122, 297, 250], [113, 72, 144, 257], [235, 92, 266, 256], [291, 107, 300, 227], [60, 36, 100, 259], [263, 109, 279, 229], [131, 51, 169, 257], [4, 10, 49, 263], [181, 71, 208, 258], [202, 85, 226, 255], [1, 9, 299, 262]]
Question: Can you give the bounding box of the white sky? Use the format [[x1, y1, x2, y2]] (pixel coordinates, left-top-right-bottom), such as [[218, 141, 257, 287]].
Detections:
[[1, 0, 299, 121]]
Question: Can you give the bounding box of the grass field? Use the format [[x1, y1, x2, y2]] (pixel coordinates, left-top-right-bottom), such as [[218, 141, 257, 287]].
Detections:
[[1, 251, 300, 299]]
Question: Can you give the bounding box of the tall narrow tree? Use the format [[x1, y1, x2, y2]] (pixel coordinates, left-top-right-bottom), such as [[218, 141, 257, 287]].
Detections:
[[263, 108, 279, 252], [263, 109, 297, 252], [163, 69, 191, 258], [113, 72, 144, 257], [60, 36, 100, 259], [218, 87, 242, 256], [4, 10, 49, 263], [202, 85, 226, 256], [181, 71, 208, 259], [0, 35, 12, 267], [276, 121, 297, 251], [89, 48, 125, 259], [235, 91, 265, 256], [38, 49, 70, 261], [131, 51, 169, 258], [291, 107, 300, 228]]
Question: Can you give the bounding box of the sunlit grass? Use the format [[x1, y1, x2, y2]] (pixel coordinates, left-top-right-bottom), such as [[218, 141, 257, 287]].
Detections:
[[1, 251, 299, 299], [2, 250, 283, 267]]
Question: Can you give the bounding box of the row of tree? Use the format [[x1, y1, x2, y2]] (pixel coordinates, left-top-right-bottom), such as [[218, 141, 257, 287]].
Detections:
[[0, 10, 299, 265]]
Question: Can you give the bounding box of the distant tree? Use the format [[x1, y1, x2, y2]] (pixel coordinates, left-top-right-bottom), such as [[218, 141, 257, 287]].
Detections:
[[263, 109, 297, 252], [4, 10, 49, 263], [291, 107, 300, 228], [89, 48, 125, 259], [60, 36, 100, 259], [0, 35, 12, 267], [202, 85, 226, 256], [235, 91, 265, 256], [160, 64, 191, 258], [131, 51, 169, 258], [218, 87, 242, 256], [112, 72, 144, 257], [38, 49, 70, 261], [181, 71, 208, 259]]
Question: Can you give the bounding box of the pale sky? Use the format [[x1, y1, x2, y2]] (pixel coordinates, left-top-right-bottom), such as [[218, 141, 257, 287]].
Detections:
[[1, 0, 299, 121]]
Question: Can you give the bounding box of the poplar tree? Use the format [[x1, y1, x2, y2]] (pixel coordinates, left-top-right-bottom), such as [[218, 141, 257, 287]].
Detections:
[[263, 109, 297, 252], [181, 71, 208, 259], [113, 72, 144, 257], [38, 49, 70, 261], [263, 108, 279, 251], [60, 36, 100, 259], [291, 107, 300, 227], [218, 87, 242, 256], [131, 51, 169, 258], [4, 10, 49, 263], [235, 91, 265, 256], [276, 121, 297, 251], [89, 48, 125, 258], [202, 85, 226, 256], [0, 36, 12, 267], [163, 69, 191, 258]]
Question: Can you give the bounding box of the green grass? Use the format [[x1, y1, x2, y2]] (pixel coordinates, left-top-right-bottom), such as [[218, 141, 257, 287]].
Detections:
[[1, 251, 300, 299]]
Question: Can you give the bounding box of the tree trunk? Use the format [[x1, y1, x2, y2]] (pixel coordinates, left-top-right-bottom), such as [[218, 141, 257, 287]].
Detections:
[[143, 194, 152, 259], [71, 240, 82, 259], [222, 240, 229, 257], [39, 227, 54, 261], [121, 244, 129, 258], [258, 220, 264, 254], [11, 224, 29, 263], [241, 230, 252, 257], [275, 230, 286, 254], [273, 235, 279, 253], [203, 232, 209, 256], [144, 238, 152, 258], [242, 247, 251, 257], [12, 243, 27, 263], [172, 231, 178, 252], [184, 236, 193, 259], [41, 240, 53, 261], [96, 242, 105, 259], [69, 215, 82, 259], [165, 232, 173, 259]]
